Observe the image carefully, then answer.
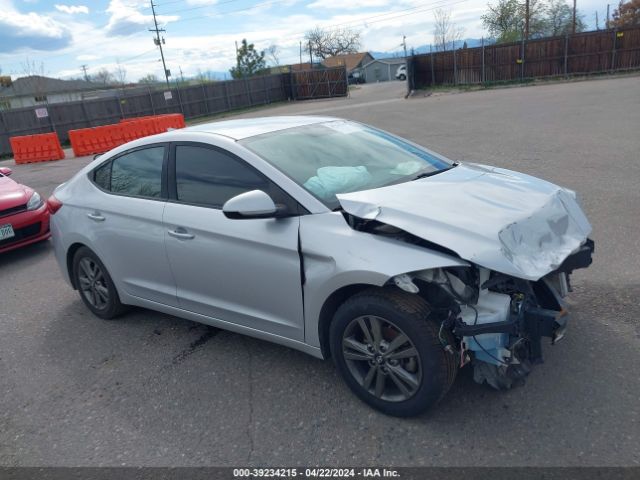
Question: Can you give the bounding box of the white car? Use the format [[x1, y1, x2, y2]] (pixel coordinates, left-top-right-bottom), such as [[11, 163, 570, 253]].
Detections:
[[49, 116, 593, 416], [395, 64, 407, 80]]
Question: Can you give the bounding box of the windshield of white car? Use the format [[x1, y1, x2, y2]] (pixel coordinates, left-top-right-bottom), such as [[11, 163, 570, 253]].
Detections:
[[240, 121, 452, 209]]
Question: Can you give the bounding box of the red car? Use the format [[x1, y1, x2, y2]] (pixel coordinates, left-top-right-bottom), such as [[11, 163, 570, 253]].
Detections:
[[0, 166, 50, 254]]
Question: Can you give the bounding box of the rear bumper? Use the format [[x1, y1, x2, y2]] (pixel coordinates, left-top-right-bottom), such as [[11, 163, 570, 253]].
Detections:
[[0, 203, 51, 254]]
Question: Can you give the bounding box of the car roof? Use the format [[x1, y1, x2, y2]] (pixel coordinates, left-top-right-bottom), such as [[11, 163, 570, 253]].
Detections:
[[183, 115, 339, 140]]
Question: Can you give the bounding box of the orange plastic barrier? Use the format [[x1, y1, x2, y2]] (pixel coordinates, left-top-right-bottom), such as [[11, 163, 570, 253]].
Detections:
[[69, 114, 185, 157], [10, 133, 65, 165]]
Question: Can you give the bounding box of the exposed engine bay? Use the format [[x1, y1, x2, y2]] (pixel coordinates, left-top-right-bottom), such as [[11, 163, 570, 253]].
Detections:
[[346, 213, 595, 390]]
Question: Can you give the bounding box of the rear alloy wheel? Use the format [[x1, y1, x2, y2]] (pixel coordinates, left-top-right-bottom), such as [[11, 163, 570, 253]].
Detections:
[[330, 288, 457, 417], [73, 247, 127, 319]]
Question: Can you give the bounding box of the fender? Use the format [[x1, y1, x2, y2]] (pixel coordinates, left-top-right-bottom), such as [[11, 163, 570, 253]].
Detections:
[[299, 212, 469, 347]]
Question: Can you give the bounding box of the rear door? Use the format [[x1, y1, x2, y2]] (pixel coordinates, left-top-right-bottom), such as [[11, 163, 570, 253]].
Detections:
[[86, 144, 177, 306], [163, 142, 305, 341]]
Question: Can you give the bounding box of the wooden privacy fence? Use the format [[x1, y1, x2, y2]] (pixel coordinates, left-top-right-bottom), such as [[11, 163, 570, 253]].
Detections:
[[0, 66, 347, 157], [289, 67, 348, 100], [410, 26, 640, 88]]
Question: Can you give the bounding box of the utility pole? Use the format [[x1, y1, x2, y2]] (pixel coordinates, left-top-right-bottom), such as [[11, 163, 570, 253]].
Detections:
[[572, 0, 577, 34], [606, 4, 610, 29], [308, 40, 313, 67], [402, 35, 408, 58], [525, 0, 530, 40], [595, 11, 599, 29], [81, 64, 89, 82], [179, 65, 185, 84], [149, 0, 170, 88]]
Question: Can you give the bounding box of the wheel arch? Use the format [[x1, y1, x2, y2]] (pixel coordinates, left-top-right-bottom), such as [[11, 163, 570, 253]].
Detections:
[[317, 283, 376, 359], [66, 242, 87, 289]]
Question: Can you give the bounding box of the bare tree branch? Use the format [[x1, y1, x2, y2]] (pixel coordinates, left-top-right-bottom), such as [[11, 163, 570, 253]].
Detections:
[[304, 27, 362, 59], [433, 9, 465, 51]]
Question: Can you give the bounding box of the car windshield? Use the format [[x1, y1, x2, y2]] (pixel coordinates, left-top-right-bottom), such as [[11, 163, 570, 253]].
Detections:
[[240, 120, 452, 209]]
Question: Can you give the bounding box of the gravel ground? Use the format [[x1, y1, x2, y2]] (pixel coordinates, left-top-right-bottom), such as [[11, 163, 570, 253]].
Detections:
[[0, 75, 639, 467]]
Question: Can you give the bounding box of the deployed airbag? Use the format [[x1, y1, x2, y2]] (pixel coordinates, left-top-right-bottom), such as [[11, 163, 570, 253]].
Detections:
[[304, 166, 372, 200]]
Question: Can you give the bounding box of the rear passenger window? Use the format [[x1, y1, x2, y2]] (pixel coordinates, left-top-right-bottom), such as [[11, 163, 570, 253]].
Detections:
[[94, 161, 111, 190], [110, 147, 164, 198], [175, 145, 269, 208]]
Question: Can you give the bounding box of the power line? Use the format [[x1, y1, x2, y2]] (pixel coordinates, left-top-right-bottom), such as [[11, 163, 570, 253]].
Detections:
[[157, 0, 254, 16]]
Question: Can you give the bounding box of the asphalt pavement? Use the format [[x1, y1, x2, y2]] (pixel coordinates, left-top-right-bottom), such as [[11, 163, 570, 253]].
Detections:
[[0, 75, 639, 466]]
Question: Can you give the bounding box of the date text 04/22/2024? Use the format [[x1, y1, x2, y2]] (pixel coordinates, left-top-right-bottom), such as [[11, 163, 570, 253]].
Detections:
[[232, 468, 400, 478]]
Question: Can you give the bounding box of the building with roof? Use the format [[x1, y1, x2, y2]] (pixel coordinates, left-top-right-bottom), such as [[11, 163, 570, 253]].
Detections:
[[0, 75, 116, 110], [361, 57, 407, 83], [321, 52, 374, 76]]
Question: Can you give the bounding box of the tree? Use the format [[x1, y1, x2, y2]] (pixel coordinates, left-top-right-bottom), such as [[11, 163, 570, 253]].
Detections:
[[93, 68, 113, 85], [483, 0, 588, 42], [304, 27, 362, 59], [267, 44, 281, 66], [21, 59, 47, 101], [546, 0, 586, 35], [482, 0, 522, 42], [611, 0, 640, 27], [230, 39, 267, 79], [114, 62, 127, 87], [433, 9, 464, 51], [138, 73, 159, 84]]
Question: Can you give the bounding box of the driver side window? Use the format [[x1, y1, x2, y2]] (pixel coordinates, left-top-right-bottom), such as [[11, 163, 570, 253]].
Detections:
[[173, 145, 302, 213]]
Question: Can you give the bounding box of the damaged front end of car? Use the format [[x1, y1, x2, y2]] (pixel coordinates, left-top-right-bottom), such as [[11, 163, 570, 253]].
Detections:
[[340, 208, 594, 391], [390, 243, 592, 389], [336, 163, 595, 390]]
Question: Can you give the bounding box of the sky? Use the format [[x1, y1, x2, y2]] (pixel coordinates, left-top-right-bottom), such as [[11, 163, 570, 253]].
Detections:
[[0, 0, 609, 81]]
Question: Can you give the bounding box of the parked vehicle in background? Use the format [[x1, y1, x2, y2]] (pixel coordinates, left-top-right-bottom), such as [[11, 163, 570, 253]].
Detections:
[[0, 166, 50, 254], [348, 72, 365, 85], [395, 65, 407, 80], [49, 117, 594, 417]]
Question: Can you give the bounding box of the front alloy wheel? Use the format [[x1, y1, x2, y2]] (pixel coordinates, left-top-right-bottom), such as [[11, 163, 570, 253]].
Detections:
[[330, 288, 457, 417], [342, 315, 422, 402]]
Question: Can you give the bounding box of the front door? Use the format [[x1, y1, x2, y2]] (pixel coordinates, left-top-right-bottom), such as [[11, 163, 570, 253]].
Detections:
[[163, 143, 305, 341]]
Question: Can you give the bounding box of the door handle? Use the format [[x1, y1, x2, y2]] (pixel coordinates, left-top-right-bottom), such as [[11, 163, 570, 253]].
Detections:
[[168, 228, 195, 240], [87, 212, 105, 222]]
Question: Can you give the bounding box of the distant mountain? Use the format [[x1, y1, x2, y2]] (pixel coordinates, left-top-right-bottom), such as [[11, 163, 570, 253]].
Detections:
[[371, 38, 491, 59], [188, 70, 232, 81]]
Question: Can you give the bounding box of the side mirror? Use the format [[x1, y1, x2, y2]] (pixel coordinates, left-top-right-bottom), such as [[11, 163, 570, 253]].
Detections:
[[0, 167, 12, 176], [222, 190, 278, 219]]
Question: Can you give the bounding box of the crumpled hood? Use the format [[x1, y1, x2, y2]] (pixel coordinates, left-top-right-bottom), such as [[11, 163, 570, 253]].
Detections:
[[337, 163, 592, 281], [0, 176, 29, 210]]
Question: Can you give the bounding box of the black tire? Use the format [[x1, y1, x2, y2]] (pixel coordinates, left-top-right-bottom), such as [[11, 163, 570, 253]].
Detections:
[[72, 246, 127, 320], [330, 288, 457, 417], [398, 74, 406, 81]]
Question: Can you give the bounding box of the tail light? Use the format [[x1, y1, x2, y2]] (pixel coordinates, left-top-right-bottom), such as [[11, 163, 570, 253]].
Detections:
[[47, 195, 63, 214]]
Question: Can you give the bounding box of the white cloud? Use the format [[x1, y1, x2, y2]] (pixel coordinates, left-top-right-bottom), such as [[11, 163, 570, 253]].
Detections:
[[104, 0, 179, 36], [185, 0, 218, 5], [0, 0, 72, 52], [307, 0, 390, 10], [54, 4, 89, 14], [76, 54, 99, 61]]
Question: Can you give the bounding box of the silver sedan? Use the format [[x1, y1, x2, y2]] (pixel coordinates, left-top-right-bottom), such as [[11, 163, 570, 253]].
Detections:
[[49, 116, 594, 416]]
